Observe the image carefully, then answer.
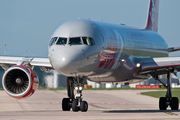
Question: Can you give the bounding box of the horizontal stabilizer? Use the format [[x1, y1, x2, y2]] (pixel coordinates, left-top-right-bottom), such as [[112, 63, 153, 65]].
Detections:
[[168, 47, 180, 53]]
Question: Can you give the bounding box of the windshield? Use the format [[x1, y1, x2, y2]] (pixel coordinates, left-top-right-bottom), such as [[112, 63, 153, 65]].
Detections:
[[50, 37, 95, 46], [82, 37, 95, 46], [56, 37, 67, 45], [49, 37, 58, 46], [82, 37, 90, 46], [69, 37, 82, 45]]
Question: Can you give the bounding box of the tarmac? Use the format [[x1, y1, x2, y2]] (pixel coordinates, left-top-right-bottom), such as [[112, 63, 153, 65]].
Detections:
[[0, 89, 180, 120]]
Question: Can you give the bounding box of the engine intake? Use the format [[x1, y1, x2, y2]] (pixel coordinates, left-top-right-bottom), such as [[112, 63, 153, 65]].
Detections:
[[2, 65, 39, 99]]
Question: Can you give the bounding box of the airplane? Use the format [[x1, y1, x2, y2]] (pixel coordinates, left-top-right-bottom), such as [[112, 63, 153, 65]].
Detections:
[[1, 0, 180, 112]]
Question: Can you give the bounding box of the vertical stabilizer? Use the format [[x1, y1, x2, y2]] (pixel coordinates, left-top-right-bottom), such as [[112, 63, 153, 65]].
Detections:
[[145, 0, 159, 32]]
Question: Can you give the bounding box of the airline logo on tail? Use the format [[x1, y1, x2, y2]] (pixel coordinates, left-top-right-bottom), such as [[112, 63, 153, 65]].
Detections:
[[145, 0, 159, 32]]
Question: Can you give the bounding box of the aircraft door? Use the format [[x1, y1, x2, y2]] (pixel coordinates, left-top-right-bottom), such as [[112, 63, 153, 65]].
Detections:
[[95, 26, 105, 49]]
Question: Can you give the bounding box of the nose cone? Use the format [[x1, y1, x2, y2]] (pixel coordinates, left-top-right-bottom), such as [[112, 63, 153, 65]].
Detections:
[[51, 47, 84, 75]]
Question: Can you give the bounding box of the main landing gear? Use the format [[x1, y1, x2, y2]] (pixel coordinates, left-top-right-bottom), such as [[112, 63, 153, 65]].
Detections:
[[62, 77, 88, 112], [154, 71, 179, 110]]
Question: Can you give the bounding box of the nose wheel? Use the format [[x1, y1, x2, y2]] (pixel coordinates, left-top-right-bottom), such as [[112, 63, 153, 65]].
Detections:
[[71, 99, 88, 112], [80, 101, 88, 112], [62, 77, 88, 112], [72, 99, 79, 112], [62, 98, 71, 111]]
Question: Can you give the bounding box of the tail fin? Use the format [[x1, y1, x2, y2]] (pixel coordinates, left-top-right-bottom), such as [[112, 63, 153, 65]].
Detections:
[[144, 0, 159, 32]]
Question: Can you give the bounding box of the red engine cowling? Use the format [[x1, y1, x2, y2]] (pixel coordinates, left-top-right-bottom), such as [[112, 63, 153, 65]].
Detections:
[[2, 65, 39, 99]]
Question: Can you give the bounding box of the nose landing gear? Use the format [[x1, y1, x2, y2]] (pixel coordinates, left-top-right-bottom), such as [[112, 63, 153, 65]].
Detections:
[[62, 77, 88, 112]]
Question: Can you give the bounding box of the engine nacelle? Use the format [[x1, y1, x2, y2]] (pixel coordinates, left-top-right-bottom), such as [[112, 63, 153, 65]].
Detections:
[[2, 65, 39, 99]]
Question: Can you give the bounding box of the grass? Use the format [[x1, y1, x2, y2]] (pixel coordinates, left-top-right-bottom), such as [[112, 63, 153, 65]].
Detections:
[[38, 86, 67, 90], [141, 88, 180, 103], [82, 87, 162, 90], [83, 87, 136, 90]]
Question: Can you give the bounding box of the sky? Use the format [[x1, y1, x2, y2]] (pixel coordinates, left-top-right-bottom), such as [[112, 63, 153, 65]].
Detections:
[[0, 0, 180, 58]]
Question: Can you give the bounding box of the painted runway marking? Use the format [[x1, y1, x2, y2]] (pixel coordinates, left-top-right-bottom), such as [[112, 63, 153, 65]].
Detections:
[[89, 104, 108, 109], [164, 111, 177, 116]]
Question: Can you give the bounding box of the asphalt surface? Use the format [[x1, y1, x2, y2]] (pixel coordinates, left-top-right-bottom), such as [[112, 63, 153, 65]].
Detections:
[[0, 89, 180, 120]]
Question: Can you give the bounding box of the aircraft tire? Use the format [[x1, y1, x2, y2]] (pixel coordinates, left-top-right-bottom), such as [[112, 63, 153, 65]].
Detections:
[[80, 101, 88, 112], [72, 99, 79, 112], [159, 97, 167, 110], [62, 98, 71, 111], [170, 97, 179, 110]]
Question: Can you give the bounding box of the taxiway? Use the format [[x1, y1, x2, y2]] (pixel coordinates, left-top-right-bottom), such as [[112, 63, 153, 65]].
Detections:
[[0, 90, 179, 120]]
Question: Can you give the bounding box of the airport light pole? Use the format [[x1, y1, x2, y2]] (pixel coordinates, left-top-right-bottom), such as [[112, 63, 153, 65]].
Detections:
[[25, 50, 27, 56], [4, 44, 7, 56]]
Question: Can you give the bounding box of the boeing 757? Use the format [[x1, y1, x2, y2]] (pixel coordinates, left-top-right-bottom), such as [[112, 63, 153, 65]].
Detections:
[[1, 0, 180, 112]]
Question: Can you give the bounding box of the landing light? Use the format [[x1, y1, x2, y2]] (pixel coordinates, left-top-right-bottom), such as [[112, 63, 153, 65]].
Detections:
[[75, 87, 78, 90], [62, 57, 65, 61], [75, 86, 83, 91], [79, 86, 83, 91], [121, 59, 125, 62], [136, 63, 141, 68]]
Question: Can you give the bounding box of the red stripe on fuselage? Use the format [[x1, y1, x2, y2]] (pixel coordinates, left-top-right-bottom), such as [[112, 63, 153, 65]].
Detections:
[[109, 44, 117, 69], [98, 29, 118, 69], [104, 43, 112, 69]]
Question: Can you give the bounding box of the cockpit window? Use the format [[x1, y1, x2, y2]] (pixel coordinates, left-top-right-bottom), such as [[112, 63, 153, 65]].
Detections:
[[82, 37, 95, 46], [49, 37, 58, 46], [82, 37, 90, 45], [56, 37, 67, 45], [89, 37, 95, 46], [69, 37, 82, 45]]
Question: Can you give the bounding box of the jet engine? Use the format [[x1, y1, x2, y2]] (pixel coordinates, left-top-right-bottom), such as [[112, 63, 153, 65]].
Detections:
[[2, 65, 39, 99]]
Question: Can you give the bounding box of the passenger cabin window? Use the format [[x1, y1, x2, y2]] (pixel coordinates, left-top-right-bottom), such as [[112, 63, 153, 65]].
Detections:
[[82, 37, 95, 46], [49, 37, 58, 46], [56, 37, 67, 45], [69, 37, 82, 45]]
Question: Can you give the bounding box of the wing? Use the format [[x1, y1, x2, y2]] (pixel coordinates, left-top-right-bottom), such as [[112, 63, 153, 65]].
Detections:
[[0, 56, 53, 72], [138, 57, 180, 76]]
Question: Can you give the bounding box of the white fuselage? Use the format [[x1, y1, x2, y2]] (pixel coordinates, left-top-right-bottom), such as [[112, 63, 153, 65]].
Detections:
[[48, 19, 168, 83]]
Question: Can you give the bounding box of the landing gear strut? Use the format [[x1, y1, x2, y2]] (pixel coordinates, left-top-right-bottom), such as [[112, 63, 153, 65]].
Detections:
[[62, 77, 88, 112], [155, 71, 179, 110]]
